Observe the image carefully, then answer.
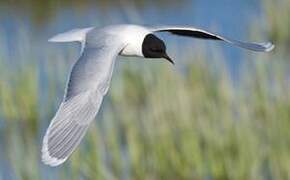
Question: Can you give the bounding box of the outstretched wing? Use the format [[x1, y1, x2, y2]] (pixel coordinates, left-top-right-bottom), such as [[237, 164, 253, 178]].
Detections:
[[42, 35, 125, 166], [150, 26, 274, 52]]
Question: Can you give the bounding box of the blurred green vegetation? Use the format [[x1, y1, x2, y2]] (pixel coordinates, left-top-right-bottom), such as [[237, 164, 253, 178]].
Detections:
[[0, 0, 186, 26], [264, 0, 290, 50], [0, 0, 290, 180]]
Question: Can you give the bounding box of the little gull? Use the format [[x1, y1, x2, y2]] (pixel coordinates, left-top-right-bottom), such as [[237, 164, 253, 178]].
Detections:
[[42, 24, 274, 166]]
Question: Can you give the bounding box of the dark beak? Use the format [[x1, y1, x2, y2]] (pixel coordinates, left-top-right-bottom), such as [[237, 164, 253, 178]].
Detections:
[[162, 53, 174, 65]]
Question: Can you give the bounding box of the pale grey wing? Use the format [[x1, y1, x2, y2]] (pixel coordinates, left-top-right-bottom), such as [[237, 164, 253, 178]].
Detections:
[[150, 26, 274, 52], [42, 38, 125, 166], [42, 91, 102, 166]]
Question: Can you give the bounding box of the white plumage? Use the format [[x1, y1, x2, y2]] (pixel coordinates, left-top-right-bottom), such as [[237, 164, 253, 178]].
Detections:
[[42, 24, 274, 166], [43, 30, 126, 166]]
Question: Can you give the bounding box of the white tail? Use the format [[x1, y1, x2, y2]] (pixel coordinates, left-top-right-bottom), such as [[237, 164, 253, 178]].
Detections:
[[48, 27, 94, 43]]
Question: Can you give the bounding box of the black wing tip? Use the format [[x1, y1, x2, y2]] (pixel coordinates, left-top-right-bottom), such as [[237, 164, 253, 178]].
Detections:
[[157, 29, 221, 40]]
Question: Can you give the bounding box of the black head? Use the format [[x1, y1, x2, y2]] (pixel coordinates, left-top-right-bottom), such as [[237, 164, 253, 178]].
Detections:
[[142, 34, 174, 64]]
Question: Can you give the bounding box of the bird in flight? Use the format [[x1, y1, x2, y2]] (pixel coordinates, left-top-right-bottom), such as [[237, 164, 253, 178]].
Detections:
[[42, 24, 274, 166]]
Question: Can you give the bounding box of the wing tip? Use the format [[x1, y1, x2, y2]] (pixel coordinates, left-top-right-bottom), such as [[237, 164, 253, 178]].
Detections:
[[48, 37, 60, 43], [41, 132, 67, 167], [48, 27, 94, 43], [48, 35, 71, 43], [264, 42, 275, 52]]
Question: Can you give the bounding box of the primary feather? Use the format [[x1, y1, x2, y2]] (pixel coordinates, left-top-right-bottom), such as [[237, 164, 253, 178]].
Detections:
[[151, 26, 275, 52], [42, 32, 125, 166]]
